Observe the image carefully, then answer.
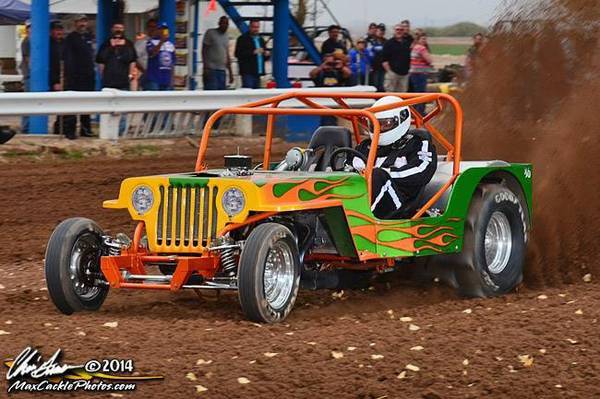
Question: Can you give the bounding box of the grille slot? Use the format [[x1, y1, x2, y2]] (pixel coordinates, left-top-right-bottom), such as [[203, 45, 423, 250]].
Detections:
[[202, 187, 209, 247], [184, 187, 191, 246], [175, 186, 182, 245], [156, 184, 216, 249], [166, 186, 174, 246], [193, 186, 200, 246]]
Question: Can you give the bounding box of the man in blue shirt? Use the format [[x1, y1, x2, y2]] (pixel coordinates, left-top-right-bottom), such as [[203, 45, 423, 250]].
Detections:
[[348, 39, 371, 85], [367, 23, 386, 92], [146, 23, 175, 90], [234, 19, 269, 89]]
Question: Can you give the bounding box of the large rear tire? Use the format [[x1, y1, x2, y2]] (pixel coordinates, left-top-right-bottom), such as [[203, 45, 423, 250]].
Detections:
[[454, 184, 527, 297], [45, 218, 109, 315], [238, 223, 301, 323]]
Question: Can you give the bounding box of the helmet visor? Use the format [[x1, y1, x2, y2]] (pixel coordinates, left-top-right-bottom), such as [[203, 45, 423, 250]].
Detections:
[[377, 116, 399, 133], [375, 108, 410, 133]]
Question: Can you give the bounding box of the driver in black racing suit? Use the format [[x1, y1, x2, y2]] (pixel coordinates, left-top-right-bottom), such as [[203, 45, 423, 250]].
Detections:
[[348, 95, 437, 219]]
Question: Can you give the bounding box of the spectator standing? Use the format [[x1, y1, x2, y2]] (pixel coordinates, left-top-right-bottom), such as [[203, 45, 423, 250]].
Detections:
[[49, 21, 66, 137], [413, 29, 429, 48], [409, 32, 434, 115], [321, 24, 346, 56], [367, 23, 386, 91], [382, 22, 413, 92], [96, 23, 137, 135], [364, 22, 377, 42], [96, 22, 137, 90], [234, 19, 269, 89], [202, 16, 233, 90], [465, 32, 485, 79], [401, 20, 412, 36], [20, 20, 31, 133], [348, 39, 370, 85], [62, 14, 95, 138], [49, 21, 63, 93], [134, 19, 157, 90], [146, 23, 176, 91]]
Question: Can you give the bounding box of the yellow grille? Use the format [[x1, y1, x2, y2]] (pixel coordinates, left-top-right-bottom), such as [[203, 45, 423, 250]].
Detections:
[[155, 184, 219, 250]]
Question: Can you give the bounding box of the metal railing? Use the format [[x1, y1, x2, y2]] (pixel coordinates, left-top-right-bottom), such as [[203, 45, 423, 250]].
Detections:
[[0, 86, 376, 139]]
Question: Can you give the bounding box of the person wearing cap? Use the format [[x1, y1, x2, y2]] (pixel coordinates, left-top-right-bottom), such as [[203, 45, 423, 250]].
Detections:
[[20, 20, 31, 133], [366, 23, 387, 92], [365, 22, 377, 42], [62, 14, 95, 138], [145, 22, 175, 90], [48, 21, 67, 136]]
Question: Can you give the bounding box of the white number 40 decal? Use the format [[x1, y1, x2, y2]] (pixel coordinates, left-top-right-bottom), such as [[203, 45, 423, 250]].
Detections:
[[524, 168, 532, 179]]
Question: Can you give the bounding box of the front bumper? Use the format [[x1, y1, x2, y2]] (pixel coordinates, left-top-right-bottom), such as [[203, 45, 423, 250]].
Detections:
[[100, 253, 220, 291]]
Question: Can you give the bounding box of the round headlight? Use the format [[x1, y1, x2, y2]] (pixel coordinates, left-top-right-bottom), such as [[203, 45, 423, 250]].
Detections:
[[132, 185, 154, 215], [222, 188, 245, 217]]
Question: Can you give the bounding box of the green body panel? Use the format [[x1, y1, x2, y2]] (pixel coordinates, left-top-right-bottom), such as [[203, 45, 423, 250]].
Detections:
[[321, 207, 359, 257], [158, 162, 532, 260]]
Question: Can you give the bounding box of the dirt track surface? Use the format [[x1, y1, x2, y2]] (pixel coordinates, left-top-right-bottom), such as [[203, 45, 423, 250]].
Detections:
[[0, 141, 599, 398]]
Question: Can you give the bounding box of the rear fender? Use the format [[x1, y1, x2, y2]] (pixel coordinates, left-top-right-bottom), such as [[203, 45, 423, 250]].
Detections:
[[443, 164, 533, 251], [445, 164, 532, 225]]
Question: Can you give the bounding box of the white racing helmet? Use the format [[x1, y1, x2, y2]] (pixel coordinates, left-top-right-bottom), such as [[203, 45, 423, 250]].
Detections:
[[369, 95, 411, 146]]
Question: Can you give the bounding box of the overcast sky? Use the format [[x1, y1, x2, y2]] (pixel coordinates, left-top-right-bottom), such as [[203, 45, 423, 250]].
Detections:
[[316, 0, 507, 29]]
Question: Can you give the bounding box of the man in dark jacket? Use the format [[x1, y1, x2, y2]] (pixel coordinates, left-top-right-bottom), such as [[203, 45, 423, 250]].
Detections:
[[96, 22, 137, 90], [62, 14, 95, 138], [49, 21, 65, 136], [234, 19, 269, 89], [367, 23, 386, 92], [321, 24, 346, 56], [49, 21, 63, 92], [382, 21, 413, 92]]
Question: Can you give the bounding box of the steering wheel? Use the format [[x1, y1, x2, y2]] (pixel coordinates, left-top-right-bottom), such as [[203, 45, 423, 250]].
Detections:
[[327, 147, 368, 171]]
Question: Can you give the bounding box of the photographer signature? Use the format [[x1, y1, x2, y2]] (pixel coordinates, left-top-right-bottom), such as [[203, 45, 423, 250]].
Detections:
[[7, 347, 83, 380]]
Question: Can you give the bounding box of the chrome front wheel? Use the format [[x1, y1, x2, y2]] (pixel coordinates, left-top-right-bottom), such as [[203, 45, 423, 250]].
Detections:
[[238, 223, 301, 323], [263, 241, 295, 310]]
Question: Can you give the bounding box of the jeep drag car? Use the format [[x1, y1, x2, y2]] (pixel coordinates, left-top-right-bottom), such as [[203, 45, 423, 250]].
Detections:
[[45, 92, 532, 323]]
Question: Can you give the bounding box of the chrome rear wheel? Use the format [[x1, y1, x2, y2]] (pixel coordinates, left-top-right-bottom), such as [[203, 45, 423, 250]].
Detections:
[[485, 211, 513, 274]]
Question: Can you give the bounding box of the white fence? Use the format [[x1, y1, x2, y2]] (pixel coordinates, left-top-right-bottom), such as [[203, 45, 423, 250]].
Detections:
[[0, 86, 376, 139]]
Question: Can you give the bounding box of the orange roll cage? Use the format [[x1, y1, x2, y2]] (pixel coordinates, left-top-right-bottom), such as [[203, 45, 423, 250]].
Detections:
[[195, 92, 464, 220]]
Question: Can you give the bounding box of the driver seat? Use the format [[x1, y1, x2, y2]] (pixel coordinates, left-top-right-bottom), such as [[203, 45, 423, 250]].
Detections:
[[305, 126, 353, 171]]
